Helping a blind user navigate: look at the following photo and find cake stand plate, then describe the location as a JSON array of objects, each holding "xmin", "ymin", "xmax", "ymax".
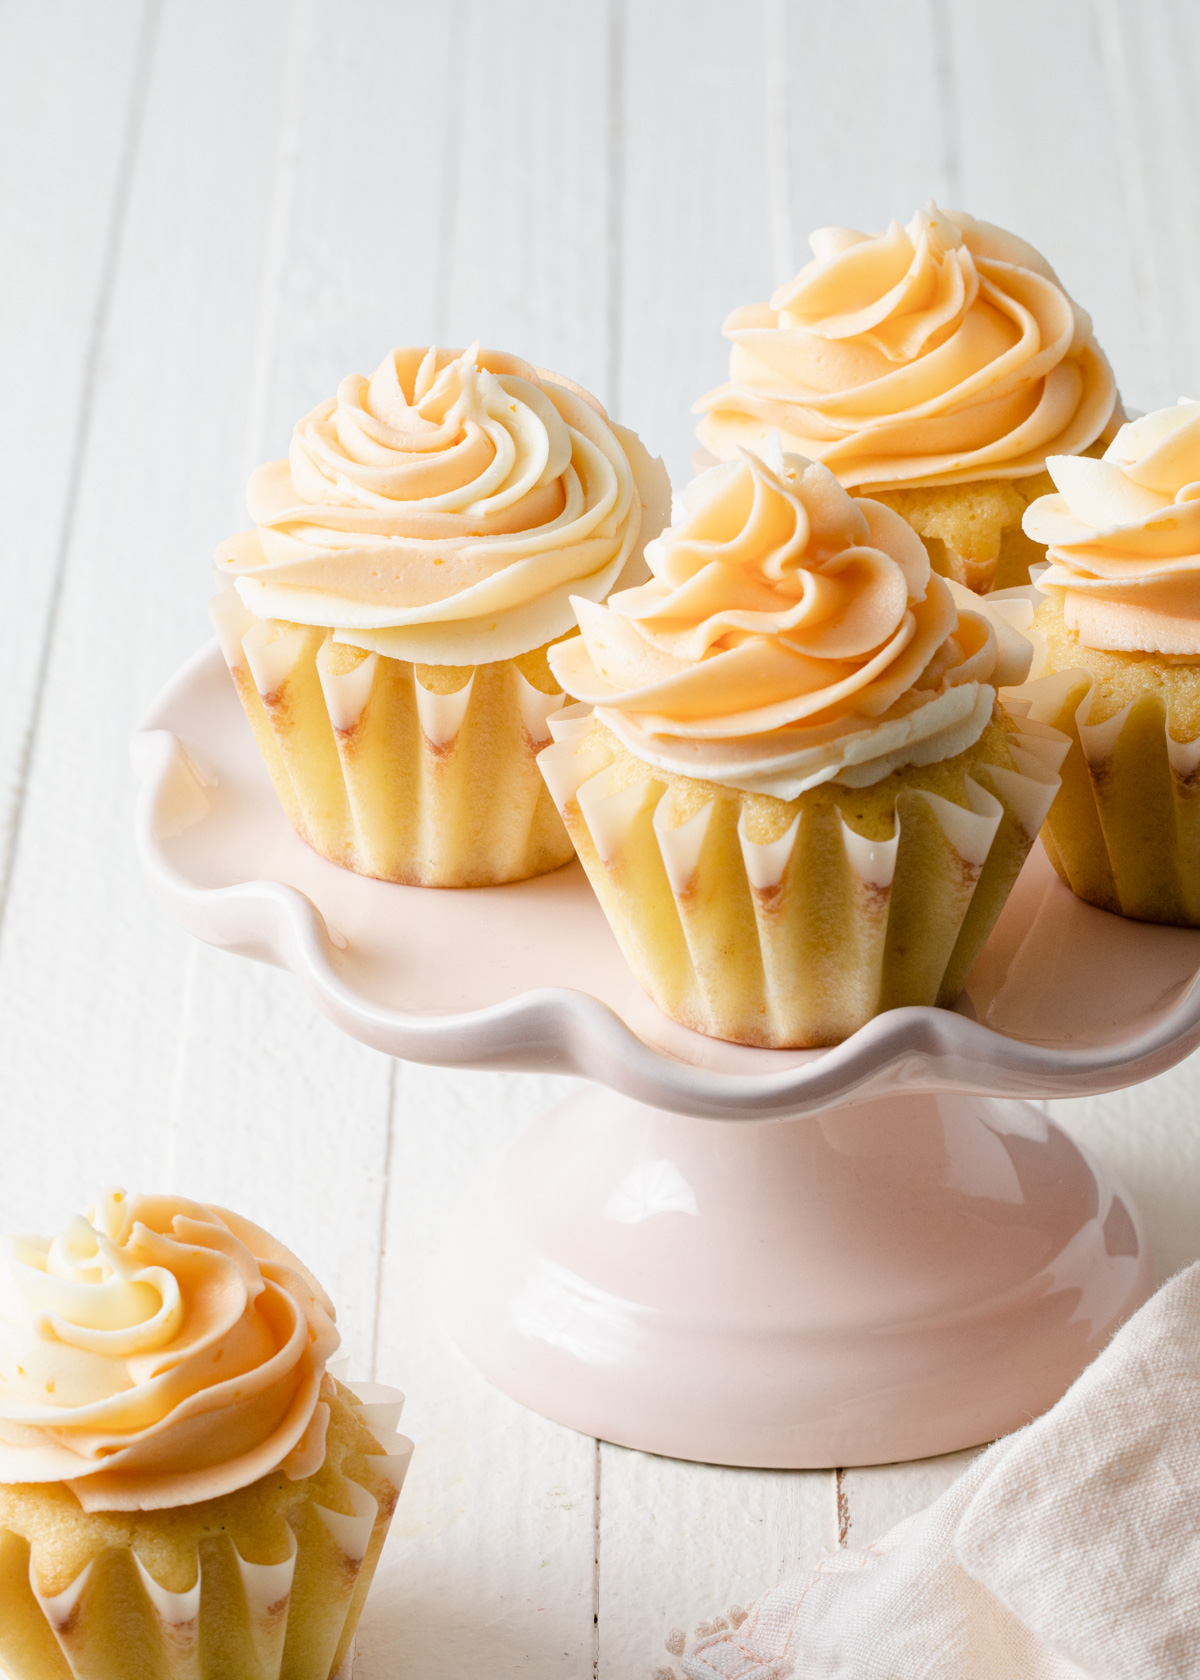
[{"xmin": 132, "ymin": 644, "xmax": 1198, "ymax": 1466}]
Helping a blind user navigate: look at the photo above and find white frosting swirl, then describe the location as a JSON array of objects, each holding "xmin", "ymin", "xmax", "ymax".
[
  {"xmin": 0, "ymin": 1192, "xmax": 340, "ymax": 1511},
  {"xmin": 695, "ymin": 204, "xmax": 1117, "ymax": 491},
  {"xmin": 549, "ymin": 447, "xmax": 1031, "ymax": 798},
  {"xmin": 216, "ymin": 345, "xmax": 669, "ymax": 665},
  {"xmin": 1027, "ymin": 400, "xmax": 1200, "ymax": 653}
]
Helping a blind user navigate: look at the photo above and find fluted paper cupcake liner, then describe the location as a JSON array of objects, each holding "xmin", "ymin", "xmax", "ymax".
[
  {"xmin": 0, "ymin": 1377, "xmax": 412, "ymax": 1680},
  {"xmin": 211, "ymin": 591, "xmax": 574, "ymax": 887},
  {"xmin": 539, "ymin": 712, "xmax": 1067, "ymax": 1047},
  {"xmin": 1008, "ymin": 668, "xmax": 1200, "ymax": 925}
]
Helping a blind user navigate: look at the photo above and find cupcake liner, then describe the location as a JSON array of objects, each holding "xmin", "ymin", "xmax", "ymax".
[
  {"xmin": 0, "ymin": 1381, "xmax": 413, "ymax": 1680},
  {"xmin": 539, "ymin": 712, "xmax": 1066, "ymax": 1047},
  {"xmin": 1008, "ymin": 669, "xmax": 1200, "ymax": 925},
  {"xmin": 211, "ymin": 590, "xmax": 574, "ymax": 887}
]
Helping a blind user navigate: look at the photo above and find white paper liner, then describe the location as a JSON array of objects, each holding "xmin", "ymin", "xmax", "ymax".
[
  {"xmin": 550, "ymin": 732, "xmax": 1062, "ymax": 894},
  {"xmin": 538, "ymin": 715, "xmax": 1065, "ymax": 1045},
  {"xmin": 5, "ymin": 1378, "xmax": 413, "ymax": 1680},
  {"xmin": 210, "ymin": 594, "xmax": 573, "ymax": 886},
  {"xmin": 1006, "ymin": 666, "xmax": 1200, "ymax": 923}
]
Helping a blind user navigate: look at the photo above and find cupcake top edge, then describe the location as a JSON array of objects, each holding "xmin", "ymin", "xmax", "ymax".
[
  {"xmin": 695, "ymin": 201, "xmax": 1119, "ymax": 492},
  {"xmin": 215, "ymin": 343, "xmax": 671, "ymax": 668},
  {"xmin": 547, "ymin": 446, "xmax": 1032, "ymax": 801},
  {"xmin": 1026, "ymin": 398, "xmax": 1200, "ymax": 657},
  {"xmin": 0, "ymin": 1189, "xmax": 343, "ymax": 1511}
]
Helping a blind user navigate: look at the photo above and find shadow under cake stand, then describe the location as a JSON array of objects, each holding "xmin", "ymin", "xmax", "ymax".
[{"xmin": 132, "ymin": 643, "xmax": 1200, "ymax": 1468}]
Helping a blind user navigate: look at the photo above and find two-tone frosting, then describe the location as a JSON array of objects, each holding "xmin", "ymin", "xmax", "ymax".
[
  {"xmin": 695, "ymin": 204, "xmax": 1117, "ymax": 491},
  {"xmin": 216, "ymin": 345, "xmax": 670, "ymax": 667},
  {"xmin": 548, "ymin": 446, "xmax": 1032, "ymax": 799},
  {"xmin": 0, "ymin": 1191, "xmax": 340, "ymax": 1511},
  {"xmin": 1026, "ymin": 400, "xmax": 1200, "ymax": 655}
]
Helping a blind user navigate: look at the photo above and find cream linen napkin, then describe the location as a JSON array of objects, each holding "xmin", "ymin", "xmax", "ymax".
[{"xmin": 680, "ymin": 1263, "xmax": 1200, "ymax": 1680}]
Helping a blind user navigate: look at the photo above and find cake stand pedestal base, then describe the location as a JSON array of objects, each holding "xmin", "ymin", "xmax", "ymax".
[{"xmin": 440, "ymin": 1085, "xmax": 1154, "ymax": 1467}]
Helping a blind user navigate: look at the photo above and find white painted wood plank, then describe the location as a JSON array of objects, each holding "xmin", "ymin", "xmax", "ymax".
[
  {"xmin": 840, "ymin": 1448, "xmax": 983, "ymax": 1550},
  {"xmin": 168, "ymin": 948, "xmax": 395, "ymax": 1378},
  {"xmin": 617, "ymin": 0, "xmax": 776, "ymax": 485},
  {"xmin": 0, "ymin": 0, "xmax": 298, "ymax": 1224},
  {"xmin": 251, "ymin": 0, "xmax": 457, "ymax": 462},
  {"xmin": 0, "ymin": 0, "xmax": 146, "ymax": 910},
  {"xmin": 1093, "ymin": 0, "xmax": 1200, "ymax": 404},
  {"xmin": 597, "ymin": 1447, "xmax": 835, "ymax": 1680},
  {"xmin": 778, "ymin": 0, "xmax": 949, "ymax": 266},
  {"xmin": 942, "ymin": 0, "xmax": 1154, "ymax": 411},
  {"xmin": 440, "ymin": 0, "xmax": 613, "ymax": 402},
  {"xmin": 357, "ymin": 1066, "xmax": 592, "ymax": 1680}
]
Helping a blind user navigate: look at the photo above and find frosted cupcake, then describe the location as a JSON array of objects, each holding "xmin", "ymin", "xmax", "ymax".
[
  {"xmin": 1013, "ymin": 400, "xmax": 1200, "ymax": 924},
  {"xmin": 212, "ymin": 344, "xmax": 669, "ymax": 887},
  {"xmin": 695, "ymin": 204, "xmax": 1119, "ymax": 594},
  {"xmin": 0, "ymin": 1190, "xmax": 411, "ymax": 1680},
  {"xmin": 539, "ymin": 448, "xmax": 1066, "ymax": 1048}
]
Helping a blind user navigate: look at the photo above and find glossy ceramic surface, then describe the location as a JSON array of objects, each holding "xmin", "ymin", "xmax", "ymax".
[
  {"xmin": 441, "ymin": 1086, "xmax": 1153, "ymax": 1466},
  {"xmin": 134, "ymin": 644, "xmax": 1200, "ymax": 1119},
  {"xmin": 134, "ymin": 646, "xmax": 1167, "ymax": 1466}
]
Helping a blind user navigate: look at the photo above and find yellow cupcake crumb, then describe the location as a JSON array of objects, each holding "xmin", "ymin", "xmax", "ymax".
[
  {"xmin": 0, "ymin": 1382, "xmax": 391, "ymax": 1598},
  {"xmin": 592, "ymin": 712, "xmax": 1021, "ymax": 844},
  {"xmin": 1035, "ymin": 594, "xmax": 1200, "ymax": 743}
]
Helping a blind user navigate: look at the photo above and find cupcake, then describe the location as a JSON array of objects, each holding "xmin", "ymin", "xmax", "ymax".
[
  {"xmin": 695, "ymin": 204, "xmax": 1120, "ymax": 594},
  {"xmin": 0, "ymin": 1190, "xmax": 412, "ymax": 1680},
  {"xmin": 211, "ymin": 344, "xmax": 669, "ymax": 887},
  {"xmin": 539, "ymin": 447, "xmax": 1066, "ymax": 1048},
  {"xmin": 1012, "ymin": 400, "xmax": 1200, "ymax": 925}
]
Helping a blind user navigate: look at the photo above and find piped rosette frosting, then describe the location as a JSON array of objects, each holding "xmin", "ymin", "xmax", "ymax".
[
  {"xmin": 548, "ymin": 447, "xmax": 1034, "ymax": 800},
  {"xmin": 0, "ymin": 1193, "xmax": 414, "ymax": 1680},
  {"xmin": 1026, "ymin": 400, "xmax": 1200, "ymax": 654},
  {"xmin": 695, "ymin": 203, "xmax": 1117, "ymax": 491},
  {"xmin": 539, "ymin": 452, "xmax": 1067, "ymax": 1047},
  {"xmin": 216, "ymin": 343, "xmax": 669, "ymax": 666},
  {"xmin": 0, "ymin": 1190, "xmax": 341, "ymax": 1511},
  {"xmin": 1006, "ymin": 402, "xmax": 1200, "ymax": 925}
]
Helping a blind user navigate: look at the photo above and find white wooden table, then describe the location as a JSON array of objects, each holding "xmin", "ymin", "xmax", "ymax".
[{"xmin": 3, "ymin": 3, "xmax": 1199, "ymax": 1675}]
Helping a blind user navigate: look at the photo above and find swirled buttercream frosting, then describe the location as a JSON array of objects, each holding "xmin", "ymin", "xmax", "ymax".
[
  {"xmin": 1027, "ymin": 400, "xmax": 1200, "ymax": 655},
  {"xmin": 548, "ymin": 446, "xmax": 1032, "ymax": 799},
  {"xmin": 216, "ymin": 344, "xmax": 670, "ymax": 666},
  {"xmin": 0, "ymin": 1191, "xmax": 340, "ymax": 1511},
  {"xmin": 695, "ymin": 204, "xmax": 1117, "ymax": 491}
]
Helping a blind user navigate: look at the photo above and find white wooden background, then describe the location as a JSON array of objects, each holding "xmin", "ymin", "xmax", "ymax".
[{"xmin": 3, "ymin": 3, "xmax": 1199, "ymax": 1675}]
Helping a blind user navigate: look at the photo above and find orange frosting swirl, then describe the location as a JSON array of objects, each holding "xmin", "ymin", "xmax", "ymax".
[
  {"xmin": 695, "ymin": 204, "xmax": 1117, "ymax": 491},
  {"xmin": 216, "ymin": 344, "xmax": 668, "ymax": 666},
  {"xmin": 0, "ymin": 1191, "xmax": 340, "ymax": 1511},
  {"xmin": 1027, "ymin": 401, "xmax": 1200, "ymax": 654},
  {"xmin": 549, "ymin": 449, "xmax": 1028, "ymax": 797}
]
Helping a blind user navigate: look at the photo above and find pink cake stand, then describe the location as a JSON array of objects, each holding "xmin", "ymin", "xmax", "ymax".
[{"xmin": 132, "ymin": 644, "xmax": 1200, "ymax": 1468}]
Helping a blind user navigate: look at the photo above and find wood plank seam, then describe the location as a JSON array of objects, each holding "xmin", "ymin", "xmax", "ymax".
[
  {"xmin": 593, "ymin": 1436, "xmax": 602, "ymax": 1680},
  {"xmin": 240, "ymin": 0, "xmax": 318, "ymax": 484},
  {"xmin": 605, "ymin": 0, "xmax": 627, "ymax": 417},
  {"xmin": 929, "ymin": 0, "xmax": 964, "ymax": 205},
  {"xmin": 370, "ymin": 1061, "xmax": 400, "ymax": 1383},
  {"xmin": 763, "ymin": 0, "xmax": 793, "ymax": 283},
  {"xmin": 1093, "ymin": 0, "xmax": 1171, "ymax": 396},
  {"xmin": 0, "ymin": 0, "xmax": 160, "ymax": 943},
  {"xmin": 433, "ymin": 0, "xmax": 469, "ymax": 346}
]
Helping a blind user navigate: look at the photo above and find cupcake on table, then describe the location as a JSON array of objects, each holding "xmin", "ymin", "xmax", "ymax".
[
  {"xmin": 211, "ymin": 344, "xmax": 669, "ymax": 887},
  {"xmin": 0, "ymin": 1189, "xmax": 411, "ymax": 1680},
  {"xmin": 1014, "ymin": 400, "xmax": 1200, "ymax": 925},
  {"xmin": 695, "ymin": 204, "xmax": 1120, "ymax": 594},
  {"xmin": 539, "ymin": 444, "xmax": 1067, "ymax": 1049}
]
